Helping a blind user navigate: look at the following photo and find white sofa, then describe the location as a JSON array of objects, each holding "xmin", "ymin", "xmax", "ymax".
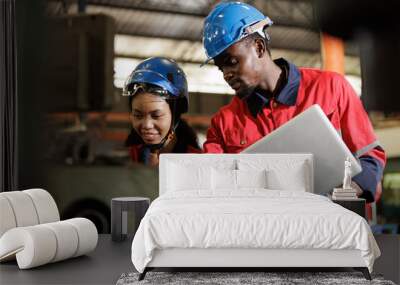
[
  {"xmin": 0, "ymin": 189, "xmax": 98, "ymax": 269},
  {"xmin": 132, "ymin": 153, "xmax": 377, "ymax": 281}
]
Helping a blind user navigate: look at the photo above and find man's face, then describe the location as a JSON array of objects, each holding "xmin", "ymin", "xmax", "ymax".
[{"xmin": 214, "ymin": 39, "xmax": 262, "ymax": 99}]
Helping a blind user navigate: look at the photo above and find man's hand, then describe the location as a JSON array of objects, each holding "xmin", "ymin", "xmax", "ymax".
[{"xmin": 351, "ymin": 181, "xmax": 364, "ymax": 197}]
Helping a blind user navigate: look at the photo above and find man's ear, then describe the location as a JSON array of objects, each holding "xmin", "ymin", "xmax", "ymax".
[{"xmin": 254, "ymin": 38, "xmax": 266, "ymax": 58}]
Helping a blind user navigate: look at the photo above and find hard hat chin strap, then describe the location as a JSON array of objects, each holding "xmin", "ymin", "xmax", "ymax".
[{"xmin": 144, "ymin": 123, "xmax": 178, "ymax": 152}]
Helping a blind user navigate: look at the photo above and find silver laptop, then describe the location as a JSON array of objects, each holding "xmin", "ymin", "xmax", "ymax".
[{"xmin": 242, "ymin": 104, "xmax": 362, "ymax": 194}]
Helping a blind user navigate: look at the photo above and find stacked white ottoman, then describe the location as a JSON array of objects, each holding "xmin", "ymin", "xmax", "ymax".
[{"xmin": 0, "ymin": 189, "xmax": 98, "ymax": 269}]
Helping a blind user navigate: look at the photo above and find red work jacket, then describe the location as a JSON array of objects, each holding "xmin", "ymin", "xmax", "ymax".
[{"xmin": 204, "ymin": 66, "xmax": 386, "ymax": 168}]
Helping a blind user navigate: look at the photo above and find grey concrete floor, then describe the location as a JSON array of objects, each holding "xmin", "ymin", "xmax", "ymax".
[{"xmin": 0, "ymin": 234, "xmax": 133, "ymax": 285}]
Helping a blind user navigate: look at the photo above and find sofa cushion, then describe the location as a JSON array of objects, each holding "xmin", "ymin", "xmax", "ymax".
[
  {"xmin": 0, "ymin": 218, "xmax": 97, "ymax": 269},
  {"xmin": 0, "ymin": 196, "xmax": 17, "ymax": 237}
]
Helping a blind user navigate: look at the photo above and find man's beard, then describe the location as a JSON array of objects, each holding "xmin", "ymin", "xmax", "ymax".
[{"xmin": 236, "ymin": 85, "xmax": 256, "ymax": 100}]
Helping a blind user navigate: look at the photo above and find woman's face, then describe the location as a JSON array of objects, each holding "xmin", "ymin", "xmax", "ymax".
[{"xmin": 130, "ymin": 92, "xmax": 172, "ymax": 145}]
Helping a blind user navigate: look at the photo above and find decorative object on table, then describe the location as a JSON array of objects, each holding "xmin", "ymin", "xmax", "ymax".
[
  {"xmin": 116, "ymin": 271, "xmax": 395, "ymax": 285},
  {"xmin": 111, "ymin": 197, "xmax": 150, "ymax": 242},
  {"xmin": 343, "ymin": 157, "xmax": 353, "ymax": 189},
  {"xmin": 332, "ymin": 157, "xmax": 358, "ymax": 200},
  {"xmin": 0, "ymin": 189, "xmax": 98, "ymax": 269},
  {"xmin": 332, "ymin": 188, "xmax": 358, "ymax": 200}
]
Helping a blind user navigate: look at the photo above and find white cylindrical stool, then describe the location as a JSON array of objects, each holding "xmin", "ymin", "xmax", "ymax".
[{"xmin": 111, "ymin": 197, "xmax": 149, "ymax": 242}]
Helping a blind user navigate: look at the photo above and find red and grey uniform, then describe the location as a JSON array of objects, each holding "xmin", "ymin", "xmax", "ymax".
[{"xmin": 204, "ymin": 58, "xmax": 386, "ymax": 202}]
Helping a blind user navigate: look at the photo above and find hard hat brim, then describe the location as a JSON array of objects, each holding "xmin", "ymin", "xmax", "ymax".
[{"xmin": 124, "ymin": 69, "xmax": 180, "ymax": 97}]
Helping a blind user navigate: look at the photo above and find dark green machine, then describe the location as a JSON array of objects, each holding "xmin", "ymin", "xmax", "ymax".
[{"xmin": 44, "ymin": 163, "xmax": 159, "ymax": 234}]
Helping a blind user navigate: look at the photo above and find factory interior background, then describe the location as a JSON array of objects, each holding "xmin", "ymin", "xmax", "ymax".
[{"xmin": 2, "ymin": 0, "xmax": 400, "ymax": 236}]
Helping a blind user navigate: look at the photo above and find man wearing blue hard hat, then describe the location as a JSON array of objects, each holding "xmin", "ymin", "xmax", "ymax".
[{"xmin": 202, "ymin": 1, "xmax": 386, "ymax": 203}]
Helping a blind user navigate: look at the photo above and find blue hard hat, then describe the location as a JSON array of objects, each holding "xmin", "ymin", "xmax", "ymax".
[
  {"xmin": 123, "ymin": 57, "xmax": 189, "ymax": 113},
  {"xmin": 202, "ymin": 2, "xmax": 273, "ymax": 64}
]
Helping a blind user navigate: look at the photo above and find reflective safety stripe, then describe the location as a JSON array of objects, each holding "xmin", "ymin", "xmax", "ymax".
[{"xmin": 353, "ymin": 140, "xmax": 380, "ymax": 157}]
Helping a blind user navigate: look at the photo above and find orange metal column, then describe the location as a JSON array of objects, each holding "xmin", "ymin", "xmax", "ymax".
[{"xmin": 320, "ymin": 33, "xmax": 345, "ymax": 75}]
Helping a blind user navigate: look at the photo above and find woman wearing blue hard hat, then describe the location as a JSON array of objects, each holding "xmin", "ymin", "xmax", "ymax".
[{"xmin": 123, "ymin": 57, "xmax": 201, "ymax": 166}]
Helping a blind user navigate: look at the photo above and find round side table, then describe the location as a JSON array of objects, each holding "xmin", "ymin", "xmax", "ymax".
[{"xmin": 111, "ymin": 197, "xmax": 150, "ymax": 242}]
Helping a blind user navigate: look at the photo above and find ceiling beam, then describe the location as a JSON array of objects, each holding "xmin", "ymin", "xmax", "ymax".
[
  {"xmin": 85, "ymin": 0, "xmax": 210, "ymax": 17},
  {"xmin": 85, "ymin": 1, "xmax": 315, "ymax": 30}
]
